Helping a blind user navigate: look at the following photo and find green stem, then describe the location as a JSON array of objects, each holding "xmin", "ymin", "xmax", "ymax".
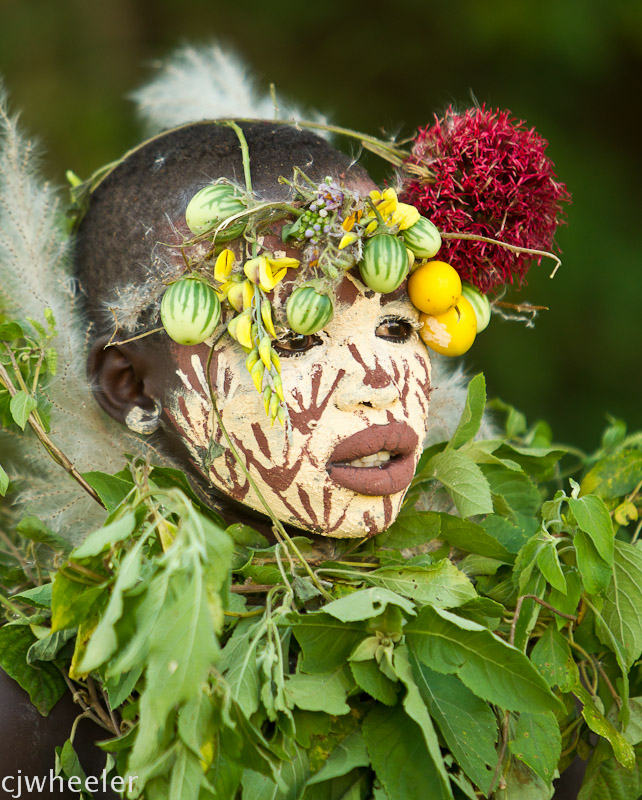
[
  {"xmin": 440, "ymin": 232, "xmax": 562, "ymax": 277},
  {"xmin": 222, "ymin": 120, "xmax": 253, "ymax": 194}
]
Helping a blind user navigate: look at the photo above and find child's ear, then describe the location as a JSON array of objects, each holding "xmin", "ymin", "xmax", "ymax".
[{"xmin": 87, "ymin": 335, "xmax": 159, "ymax": 425}]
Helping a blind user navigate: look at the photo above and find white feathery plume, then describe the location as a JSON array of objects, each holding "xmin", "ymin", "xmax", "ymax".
[
  {"xmin": 131, "ymin": 43, "xmax": 325, "ymax": 135},
  {"xmin": 0, "ymin": 84, "xmax": 163, "ymax": 542}
]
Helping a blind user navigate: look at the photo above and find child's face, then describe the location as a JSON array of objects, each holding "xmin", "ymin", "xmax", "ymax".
[{"xmin": 162, "ymin": 272, "xmax": 431, "ymax": 538}]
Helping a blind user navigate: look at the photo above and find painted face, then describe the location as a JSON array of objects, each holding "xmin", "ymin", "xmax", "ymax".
[{"xmin": 164, "ymin": 274, "xmax": 431, "ymax": 538}]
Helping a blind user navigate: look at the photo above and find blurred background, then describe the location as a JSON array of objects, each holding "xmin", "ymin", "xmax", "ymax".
[{"xmin": 1, "ymin": 0, "xmax": 640, "ymax": 453}]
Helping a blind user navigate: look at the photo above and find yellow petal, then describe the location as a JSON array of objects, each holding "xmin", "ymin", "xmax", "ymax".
[
  {"xmin": 395, "ymin": 203, "xmax": 420, "ymax": 230},
  {"xmin": 242, "ymin": 280, "xmax": 255, "ymax": 310},
  {"xmin": 342, "ymin": 213, "xmax": 356, "ymax": 232},
  {"xmin": 382, "ymin": 188, "xmax": 398, "ymax": 203},
  {"xmin": 259, "ymin": 335, "xmax": 272, "ymax": 369},
  {"xmin": 263, "ymin": 386, "xmax": 273, "ymax": 415},
  {"xmin": 365, "ymin": 220, "xmax": 378, "ymax": 235},
  {"xmin": 271, "ymin": 351, "xmax": 281, "ymax": 374},
  {"xmin": 244, "ymin": 256, "xmax": 264, "ymax": 284},
  {"xmin": 214, "ymin": 249, "xmax": 235, "ymax": 282},
  {"xmin": 339, "ymin": 233, "xmax": 358, "ymax": 250},
  {"xmin": 236, "ymin": 311, "xmax": 254, "ymax": 349},
  {"xmin": 269, "ymin": 256, "xmax": 300, "ymax": 270},
  {"xmin": 227, "ymin": 282, "xmax": 245, "ymax": 312},
  {"xmin": 369, "ymin": 189, "xmax": 382, "ymax": 203},
  {"xmin": 258, "ymin": 257, "xmax": 276, "ymax": 291},
  {"xmin": 245, "ymin": 348, "xmax": 259, "ymax": 372},
  {"xmin": 261, "ymin": 300, "xmax": 277, "ymax": 338},
  {"xmin": 270, "ymin": 267, "xmax": 287, "ymax": 288},
  {"xmin": 272, "ymin": 374, "xmax": 284, "ymax": 402},
  {"xmin": 251, "ymin": 360, "xmax": 265, "ymax": 392}
]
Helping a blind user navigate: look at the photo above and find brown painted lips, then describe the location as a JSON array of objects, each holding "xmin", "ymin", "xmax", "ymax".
[{"xmin": 326, "ymin": 422, "xmax": 419, "ymax": 496}]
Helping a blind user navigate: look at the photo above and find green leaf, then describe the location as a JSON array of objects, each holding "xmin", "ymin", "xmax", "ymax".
[
  {"xmin": 530, "ymin": 624, "xmax": 579, "ymax": 692},
  {"xmin": 0, "ymin": 464, "xmax": 8, "ymax": 496},
  {"xmin": 0, "ymin": 623, "xmax": 66, "ymax": 715},
  {"xmin": 27, "ymin": 628, "xmax": 76, "ymax": 663},
  {"xmin": 495, "ymin": 442, "xmax": 566, "ymax": 480},
  {"xmin": 573, "ymin": 682, "xmax": 635, "ymax": 769},
  {"xmin": 509, "ymin": 711, "xmax": 561, "ymax": 786},
  {"xmin": 285, "ymin": 669, "xmax": 352, "ymax": 715},
  {"xmin": 447, "ymin": 373, "xmax": 486, "ymax": 450},
  {"xmin": 9, "ymin": 391, "xmax": 37, "ymax": 429},
  {"xmin": 495, "ymin": 759, "xmax": 554, "ymax": 800},
  {"xmin": 438, "ymin": 513, "xmax": 516, "ymax": 562},
  {"xmin": 599, "ymin": 540, "xmax": 642, "ymax": 669},
  {"xmin": 57, "ymin": 738, "xmax": 88, "ymax": 784},
  {"xmin": 306, "ymin": 730, "xmax": 369, "ymax": 786},
  {"xmin": 16, "ymin": 516, "xmax": 72, "ymax": 555},
  {"xmin": 104, "ymin": 666, "xmax": 142, "ymax": 708},
  {"xmin": 577, "ymin": 742, "xmax": 642, "ymax": 800},
  {"xmin": 483, "ymin": 464, "xmax": 542, "ymax": 517},
  {"xmin": 219, "ymin": 620, "xmax": 262, "ymax": 718},
  {"xmin": 0, "ymin": 321, "xmax": 24, "ymax": 340},
  {"xmin": 242, "ymin": 742, "xmax": 309, "ymax": 800},
  {"xmin": 322, "ymin": 588, "xmax": 416, "ymax": 623},
  {"xmin": 413, "ymin": 661, "xmax": 498, "ymax": 795},
  {"xmin": 574, "ymin": 529, "xmax": 612, "ymax": 595},
  {"xmin": 71, "ymin": 511, "xmax": 137, "ymax": 559},
  {"xmin": 424, "ymin": 450, "xmax": 493, "ymax": 517},
  {"xmin": 405, "ymin": 606, "xmax": 561, "ymax": 713},
  {"xmin": 51, "ymin": 575, "xmax": 106, "ymax": 632},
  {"xmin": 569, "ymin": 495, "xmax": 615, "ymax": 566},
  {"xmin": 362, "ymin": 703, "xmax": 451, "ymax": 800},
  {"xmin": 350, "ymin": 660, "xmax": 398, "ymax": 706},
  {"xmin": 12, "ymin": 582, "xmax": 53, "ymax": 609},
  {"xmin": 536, "ymin": 541, "xmax": 567, "ymax": 593},
  {"xmin": 289, "ymin": 613, "xmax": 366, "ymax": 674},
  {"xmin": 375, "ymin": 509, "xmax": 440, "ymax": 549},
  {"xmin": 81, "ymin": 471, "xmax": 133, "ymax": 513},
  {"xmin": 367, "ymin": 560, "xmax": 477, "ymax": 608},
  {"xmin": 581, "ymin": 450, "xmax": 642, "ymax": 501},
  {"xmin": 487, "ymin": 398, "xmax": 527, "ymax": 438}
]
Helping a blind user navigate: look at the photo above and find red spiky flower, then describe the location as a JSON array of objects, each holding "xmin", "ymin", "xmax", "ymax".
[{"xmin": 399, "ymin": 106, "xmax": 571, "ymax": 293}]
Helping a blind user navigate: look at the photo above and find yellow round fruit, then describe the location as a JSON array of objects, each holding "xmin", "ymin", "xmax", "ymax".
[
  {"xmin": 407, "ymin": 260, "xmax": 462, "ymax": 315},
  {"xmin": 419, "ymin": 295, "xmax": 477, "ymax": 356}
]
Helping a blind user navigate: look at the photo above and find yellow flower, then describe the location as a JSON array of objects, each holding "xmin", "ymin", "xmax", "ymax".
[
  {"xmin": 244, "ymin": 255, "xmax": 299, "ymax": 292},
  {"xmin": 390, "ymin": 203, "xmax": 420, "ymax": 231},
  {"xmin": 368, "ymin": 188, "xmax": 398, "ymax": 219},
  {"xmin": 339, "ymin": 232, "xmax": 358, "ymax": 250},
  {"xmin": 214, "ymin": 249, "xmax": 235, "ymax": 282},
  {"xmin": 225, "ymin": 281, "xmax": 245, "ymax": 312}
]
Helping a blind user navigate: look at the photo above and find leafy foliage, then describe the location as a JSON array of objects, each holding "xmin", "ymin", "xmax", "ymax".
[{"xmin": 3, "ymin": 318, "xmax": 642, "ymax": 799}]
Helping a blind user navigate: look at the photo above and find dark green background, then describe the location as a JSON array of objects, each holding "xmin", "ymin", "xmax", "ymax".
[{"xmin": 2, "ymin": 0, "xmax": 641, "ymax": 452}]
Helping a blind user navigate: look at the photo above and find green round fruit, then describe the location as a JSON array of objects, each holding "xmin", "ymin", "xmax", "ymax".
[
  {"xmin": 402, "ymin": 216, "xmax": 442, "ymax": 258},
  {"xmin": 286, "ymin": 287, "xmax": 334, "ymax": 335},
  {"xmin": 160, "ymin": 279, "xmax": 221, "ymax": 345},
  {"xmin": 461, "ymin": 283, "xmax": 491, "ymax": 332},
  {"xmin": 185, "ymin": 184, "xmax": 247, "ymax": 239},
  {"xmin": 359, "ymin": 235, "xmax": 409, "ymax": 293}
]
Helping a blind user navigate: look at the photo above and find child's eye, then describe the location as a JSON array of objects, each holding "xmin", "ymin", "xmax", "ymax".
[
  {"xmin": 273, "ymin": 332, "xmax": 323, "ymax": 356},
  {"xmin": 375, "ymin": 317, "xmax": 414, "ymax": 342}
]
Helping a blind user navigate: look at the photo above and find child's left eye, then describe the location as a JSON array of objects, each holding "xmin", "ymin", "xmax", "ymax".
[{"xmin": 375, "ymin": 318, "xmax": 414, "ymax": 342}]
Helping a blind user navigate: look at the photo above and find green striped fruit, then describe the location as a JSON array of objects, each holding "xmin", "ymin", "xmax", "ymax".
[
  {"xmin": 461, "ymin": 283, "xmax": 491, "ymax": 332},
  {"xmin": 160, "ymin": 279, "xmax": 221, "ymax": 345},
  {"xmin": 185, "ymin": 184, "xmax": 247, "ymax": 239},
  {"xmin": 359, "ymin": 234, "xmax": 409, "ymax": 293},
  {"xmin": 402, "ymin": 216, "xmax": 442, "ymax": 258},
  {"xmin": 286, "ymin": 286, "xmax": 333, "ymax": 335}
]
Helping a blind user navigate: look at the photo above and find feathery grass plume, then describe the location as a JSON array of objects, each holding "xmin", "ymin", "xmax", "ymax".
[
  {"xmin": 131, "ymin": 42, "xmax": 323, "ymax": 135},
  {"xmin": 0, "ymin": 83, "xmax": 162, "ymax": 542}
]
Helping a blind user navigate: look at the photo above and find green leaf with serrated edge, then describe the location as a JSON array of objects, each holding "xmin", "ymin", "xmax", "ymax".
[
  {"xmin": 405, "ymin": 606, "xmax": 561, "ymax": 713},
  {"xmin": 285, "ymin": 669, "xmax": 352, "ymax": 715},
  {"xmin": 321, "ymin": 588, "xmax": 416, "ymax": 623},
  {"xmin": 366, "ymin": 560, "xmax": 477, "ymax": 608},
  {"xmin": 226, "ymin": 523, "xmax": 270, "ymax": 549},
  {"xmin": 530, "ymin": 624, "xmax": 579, "ymax": 692},
  {"xmin": 350, "ymin": 660, "xmax": 399, "ymax": 706},
  {"xmin": 446, "ymin": 373, "xmax": 486, "ymax": 450},
  {"xmin": 509, "ymin": 711, "xmax": 561, "ymax": 786},
  {"xmin": 578, "ymin": 741, "xmax": 642, "ymax": 800},
  {"xmin": 487, "ymin": 398, "xmax": 527, "ymax": 438},
  {"xmin": 289, "ymin": 613, "xmax": 367, "ymax": 674},
  {"xmin": 306, "ymin": 730, "xmax": 369, "ymax": 786},
  {"xmin": 375, "ymin": 509, "xmax": 441, "ymax": 549},
  {"xmin": 219, "ymin": 619, "xmax": 263, "ymax": 717},
  {"xmin": 105, "ymin": 665, "xmax": 142, "ymax": 709},
  {"xmin": 513, "ymin": 531, "xmax": 548, "ymax": 593},
  {"xmin": 304, "ymin": 768, "xmax": 370, "ymax": 800},
  {"xmin": 81, "ymin": 471, "xmax": 134, "ymax": 513},
  {"xmin": 75, "ymin": 533, "xmax": 147, "ymax": 673},
  {"xmin": 598, "ymin": 540, "xmax": 642, "ymax": 670},
  {"xmin": 494, "ymin": 442, "xmax": 566, "ymax": 480},
  {"xmin": 548, "ymin": 569, "xmax": 582, "ymax": 630},
  {"xmin": 574, "ymin": 529, "xmax": 612, "ymax": 595},
  {"xmin": 16, "ymin": 516, "xmax": 72, "ymax": 555},
  {"xmin": 581, "ymin": 450, "xmax": 642, "ymax": 501},
  {"xmin": 149, "ymin": 466, "xmax": 224, "ymax": 524},
  {"xmin": 0, "ymin": 624, "xmax": 66, "ymax": 715},
  {"xmin": 454, "ymin": 597, "xmax": 505, "ymax": 629},
  {"xmin": 51, "ymin": 575, "xmax": 106, "ymax": 632},
  {"xmin": 242, "ymin": 742, "xmax": 309, "ymax": 800},
  {"xmin": 27, "ymin": 628, "xmax": 75, "ymax": 663},
  {"xmin": 569, "ymin": 495, "xmax": 615, "ymax": 566},
  {"xmin": 437, "ymin": 513, "xmax": 515, "ymax": 562},
  {"xmin": 513, "ymin": 572, "xmax": 547, "ymax": 654},
  {"xmin": 483, "ymin": 464, "xmax": 542, "ymax": 517},
  {"xmin": 425, "ymin": 450, "xmax": 493, "ymax": 517},
  {"xmin": 573, "ymin": 682, "xmax": 635, "ymax": 768},
  {"xmin": 71, "ymin": 511, "xmax": 136, "ymax": 559},
  {"xmin": 9, "ymin": 390, "xmax": 37, "ymax": 429},
  {"xmin": 495, "ymin": 759, "xmax": 554, "ymax": 800},
  {"xmin": 0, "ymin": 463, "xmax": 8, "ymax": 496},
  {"xmin": 392, "ymin": 646, "xmax": 453, "ymax": 798},
  {"xmin": 169, "ymin": 743, "xmax": 205, "ymax": 800},
  {"xmin": 537, "ymin": 540, "xmax": 567, "ymax": 593},
  {"xmin": 362, "ymin": 703, "xmax": 451, "ymax": 800},
  {"xmin": 412, "ymin": 660, "xmax": 497, "ymax": 795},
  {"xmin": 12, "ymin": 582, "xmax": 53, "ymax": 609},
  {"xmin": 459, "ymin": 439, "xmax": 522, "ymax": 470}
]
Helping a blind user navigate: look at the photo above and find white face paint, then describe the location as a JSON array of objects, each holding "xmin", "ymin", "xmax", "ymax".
[{"xmin": 165, "ymin": 276, "xmax": 431, "ymax": 538}]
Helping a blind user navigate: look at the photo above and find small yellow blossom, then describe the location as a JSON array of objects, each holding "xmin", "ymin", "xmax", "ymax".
[
  {"xmin": 339, "ymin": 233, "xmax": 358, "ymax": 250},
  {"xmin": 260, "ymin": 300, "xmax": 277, "ymax": 338},
  {"xmin": 214, "ymin": 249, "xmax": 235, "ymax": 282},
  {"xmin": 226, "ymin": 281, "xmax": 245, "ymax": 312},
  {"xmin": 244, "ymin": 255, "xmax": 299, "ymax": 292}
]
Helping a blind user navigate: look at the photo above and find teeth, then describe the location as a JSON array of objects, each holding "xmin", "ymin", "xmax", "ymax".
[{"xmin": 347, "ymin": 450, "xmax": 392, "ymax": 468}]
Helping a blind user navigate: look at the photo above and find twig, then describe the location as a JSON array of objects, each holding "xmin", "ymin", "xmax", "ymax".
[
  {"xmin": 490, "ymin": 710, "xmax": 511, "ymax": 795},
  {"xmin": 230, "ymin": 583, "xmax": 276, "ymax": 594},
  {"xmin": 510, "ymin": 594, "xmax": 577, "ymax": 647},
  {"xmin": 0, "ymin": 529, "xmax": 36, "ymax": 585},
  {"xmin": 61, "ymin": 672, "xmax": 113, "ymax": 733},
  {"xmin": 87, "ymin": 675, "xmax": 120, "ymax": 735},
  {"xmin": 440, "ymin": 231, "xmax": 562, "ymax": 277}
]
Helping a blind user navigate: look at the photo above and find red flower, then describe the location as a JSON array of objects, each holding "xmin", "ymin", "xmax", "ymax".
[{"xmin": 399, "ymin": 106, "xmax": 571, "ymax": 293}]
